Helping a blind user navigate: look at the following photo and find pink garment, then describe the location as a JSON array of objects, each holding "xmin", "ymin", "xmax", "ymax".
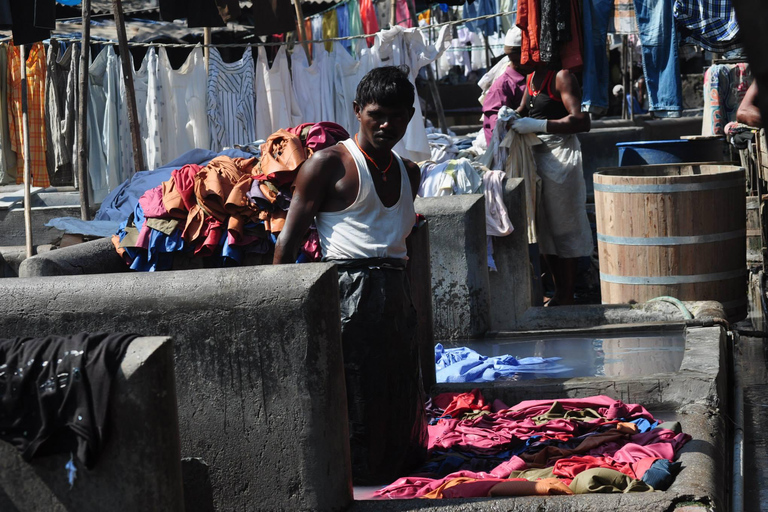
[
  {"xmin": 374, "ymin": 457, "xmax": 527, "ymax": 499},
  {"xmin": 509, "ymin": 395, "xmax": 654, "ymax": 422},
  {"xmin": 432, "ymin": 389, "xmax": 491, "ymax": 419},
  {"xmin": 136, "ymin": 224, "xmax": 152, "ymax": 250},
  {"xmin": 173, "ymin": 164, "xmax": 202, "ymax": 211},
  {"xmin": 139, "ymin": 186, "xmax": 169, "ymax": 219},
  {"xmin": 358, "ymin": 0, "xmax": 379, "ymax": 46},
  {"xmin": 301, "ymin": 229, "xmax": 322, "ymax": 261},
  {"xmin": 482, "ymin": 65, "xmax": 527, "ymax": 145},
  {"xmin": 286, "ymin": 122, "xmax": 350, "ymax": 154},
  {"xmin": 552, "ymin": 454, "xmax": 661, "ymax": 480},
  {"xmin": 395, "ymin": 0, "xmax": 413, "ymax": 27}
]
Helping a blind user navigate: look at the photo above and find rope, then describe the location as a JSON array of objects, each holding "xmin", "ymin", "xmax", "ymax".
[{"xmin": 37, "ymin": 9, "xmax": 517, "ymax": 49}]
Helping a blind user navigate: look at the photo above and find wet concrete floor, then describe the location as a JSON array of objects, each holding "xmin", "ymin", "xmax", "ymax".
[{"xmin": 737, "ymin": 329, "xmax": 768, "ymax": 512}]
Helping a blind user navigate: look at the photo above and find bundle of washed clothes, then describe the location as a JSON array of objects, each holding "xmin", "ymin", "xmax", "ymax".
[
  {"xmin": 375, "ymin": 391, "xmax": 687, "ymax": 499},
  {"xmin": 111, "ymin": 122, "xmax": 348, "ymax": 271},
  {"xmin": 435, "ymin": 344, "xmax": 573, "ymax": 383}
]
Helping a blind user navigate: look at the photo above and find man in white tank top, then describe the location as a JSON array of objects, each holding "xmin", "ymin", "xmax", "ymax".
[{"xmin": 274, "ymin": 67, "xmax": 427, "ymax": 485}]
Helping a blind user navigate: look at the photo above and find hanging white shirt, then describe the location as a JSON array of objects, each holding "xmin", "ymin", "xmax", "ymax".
[
  {"xmin": 87, "ymin": 46, "xmax": 121, "ymax": 204},
  {"xmin": 255, "ymin": 45, "xmax": 302, "ymax": 140},
  {"xmin": 159, "ymin": 46, "xmax": 209, "ymax": 158}
]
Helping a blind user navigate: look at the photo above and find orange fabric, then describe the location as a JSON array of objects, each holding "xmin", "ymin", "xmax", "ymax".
[
  {"xmin": 516, "ymin": 0, "xmax": 541, "ymax": 65},
  {"xmin": 182, "ymin": 156, "xmax": 256, "ymax": 243},
  {"xmin": 488, "ymin": 478, "xmax": 574, "ymax": 496},
  {"xmin": 7, "ymin": 42, "xmax": 49, "ymax": 187},
  {"xmin": 257, "ymin": 129, "xmax": 308, "ymax": 186},
  {"xmin": 420, "ymin": 477, "xmax": 509, "ymax": 499}
]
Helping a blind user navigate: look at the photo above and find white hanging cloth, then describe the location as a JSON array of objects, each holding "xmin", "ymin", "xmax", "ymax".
[
  {"xmin": 255, "ymin": 45, "xmax": 302, "ymax": 140},
  {"xmin": 207, "ymin": 47, "xmax": 256, "ymax": 150}
]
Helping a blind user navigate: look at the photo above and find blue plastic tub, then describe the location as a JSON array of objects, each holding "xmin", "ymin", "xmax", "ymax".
[{"xmin": 617, "ymin": 138, "xmax": 726, "ymax": 166}]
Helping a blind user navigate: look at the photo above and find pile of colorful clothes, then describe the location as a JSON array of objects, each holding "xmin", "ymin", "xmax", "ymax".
[
  {"xmin": 375, "ymin": 391, "xmax": 688, "ymax": 499},
  {"xmin": 111, "ymin": 122, "xmax": 348, "ymax": 271}
]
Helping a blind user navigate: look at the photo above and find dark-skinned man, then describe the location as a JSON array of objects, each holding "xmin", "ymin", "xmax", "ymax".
[
  {"xmin": 273, "ymin": 66, "xmax": 427, "ymax": 485},
  {"xmin": 512, "ymin": 62, "xmax": 593, "ymax": 306}
]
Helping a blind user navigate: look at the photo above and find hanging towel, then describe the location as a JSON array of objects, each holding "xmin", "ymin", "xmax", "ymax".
[{"xmin": 8, "ymin": 42, "xmax": 49, "ymax": 188}]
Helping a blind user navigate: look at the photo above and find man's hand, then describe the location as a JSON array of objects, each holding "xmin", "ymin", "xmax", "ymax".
[{"xmin": 511, "ymin": 117, "xmax": 548, "ymax": 134}]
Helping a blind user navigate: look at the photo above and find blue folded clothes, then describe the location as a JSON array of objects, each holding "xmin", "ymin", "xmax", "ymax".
[{"xmin": 435, "ymin": 344, "xmax": 573, "ymax": 383}]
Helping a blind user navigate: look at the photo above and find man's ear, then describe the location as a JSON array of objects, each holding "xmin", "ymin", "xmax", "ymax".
[{"xmin": 353, "ymin": 101, "xmax": 362, "ymax": 120}]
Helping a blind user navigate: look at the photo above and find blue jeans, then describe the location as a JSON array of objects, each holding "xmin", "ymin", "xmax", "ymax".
[{"xmin": 581, "ymin": 0, "xmax": 682, "ymax": 117}]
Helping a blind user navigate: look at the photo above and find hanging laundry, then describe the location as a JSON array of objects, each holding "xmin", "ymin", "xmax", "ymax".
[
  {"xmin": 87, "ymin": 45, "xmax": 122, "ymax": 203},
  {"xmin": 611, "ymin": 0, "xmax": 638, "ymax": 34},
  {"xmin": 516, "ymin": 0, "xmax": 541, "ymax": 65},
  {"xmin": 290, "ymin": 44, "xmax": 335, "ymax": 125},
  {"xmin": 8, "ymin": 42, "xmax": 48, "ymax": 188},
  {"xmin": 119, "ymin": 47, "xmax": 167, "ymax": 173},
  {"xmin": 158, "ymin": 46, "xmax": 210, "ymax": 160},
  {"xmin": 7, "ymin": 0, "xmax": 50, "ymax": 45},
  {"xmin": 375, "ymin": 25, "xmax": 451, "ymax": 162},
  {"xmin": 560, "ymin": 0, "xmax": 583, "ymax": 72},
  {"xmin": 45, "ymin": 40, "xmax": 80, "ymax": 187},
  {"xmin": 359, "ymin": 0, "xmax": 380, "ymax": 46},
  {"xmin": 337, "ymin": 3, "xmax": 352, "ymax": 53},
  {"xmin": 463, "ymin": 0, "xmax": 498, "ymax": 37},
  {"xmin": 673, "ymin": 0, "xmax": 741, "ymax": 53},
  {"xmin": 207, "ymin": 47, "xmax": 256, "ymax": 151},
  {"xmin": 333, "ymin": 40, "xmax": 374, "ymax": 136},
  {"xmin": 0, "ymin": 43, "xmax": 18, "ymax": 185},
  {"xmin": 539, "ymin": 0, "xmax": 571, "ymax": 63},
  {"xmin": 500, "ymin": 122, "xmax": 541, "ymax": 244},
  {"xmin": 311, "ymin": 15, "xmax": 323, "ymax": 56},
  {"xmin": 322, "ymin": 9, "xmax": 339, "ymax": 52},
  {"xmin": 396, "ymin": 0, "xmax": 413, "ymax": 27},
  {"xmin": 348, "ymin": 0, "xmax": 365, "ymax": 40},
  {"xmin": 254, "ymin": 46, "xmax": 302, "ymax": 141},
  {"xmin": 499, "ymin": 0, "xmax": 517, "ymax": 33}
]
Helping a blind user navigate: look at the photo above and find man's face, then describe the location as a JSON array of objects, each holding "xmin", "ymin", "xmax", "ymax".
[{"xmin": 354, "ymin": 102, "xmax": 414, "ymax": 150}]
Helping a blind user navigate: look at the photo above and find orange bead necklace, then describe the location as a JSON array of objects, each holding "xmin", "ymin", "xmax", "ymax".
[{"xmin": 355, "ymin": 134, "xmax": 394, "ymax": 182}]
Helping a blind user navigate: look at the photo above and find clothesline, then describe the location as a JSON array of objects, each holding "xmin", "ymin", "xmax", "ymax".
[{"xmin": 0, "ymin": 9, "xmax": 516, "ymax": 50}]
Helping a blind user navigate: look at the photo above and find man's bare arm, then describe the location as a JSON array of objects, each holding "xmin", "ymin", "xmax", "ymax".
[
  {"xmin": 737, "ymin": 82, "xmax": 762, "ymax": 128},
  {"xmin": 404, "ymin": 159, "xmax": 421, "ymax": 200},
  {"xmin": 273, "ymin": 153, "xmax": 335, "ymax": 264},
  {"xmin": 545, "ymin": 70, "xmax": 591, "ymax": 134}
]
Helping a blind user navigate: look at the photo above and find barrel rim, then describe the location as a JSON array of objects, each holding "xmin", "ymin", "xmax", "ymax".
[{"xmin": 594, "ymin": 163, "xmax": 745, "ymax": 184}]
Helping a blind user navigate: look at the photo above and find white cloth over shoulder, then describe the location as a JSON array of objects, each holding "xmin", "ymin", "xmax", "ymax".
[
  {"xmin": 501, "ymin": 127, "xmax": 541, "ymax": 243},
  {"xmin": 483, "ymin": 169, "xmax": 513, "ymax": 237},
  {"xmin": 534, "ymin": 134, "xmax": 593, "ymax": 258}
]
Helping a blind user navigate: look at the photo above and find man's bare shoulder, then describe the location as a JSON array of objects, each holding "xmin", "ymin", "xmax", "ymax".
[{"xmin": 296, "ymin": 144, "xmax": 348, "ymax": 182}]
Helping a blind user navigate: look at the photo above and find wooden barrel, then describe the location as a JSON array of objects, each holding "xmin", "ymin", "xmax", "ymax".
[{"xmin": 594, "ymin": 162, "xmax": 747, "ymax": 321}]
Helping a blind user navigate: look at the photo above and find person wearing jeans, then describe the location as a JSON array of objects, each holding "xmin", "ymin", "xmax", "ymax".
[{"xmin": 581, "ymin": 0, "xmax": 682, "ymax": 117}]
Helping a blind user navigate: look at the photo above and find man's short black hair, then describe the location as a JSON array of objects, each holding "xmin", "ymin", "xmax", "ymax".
[{"xmin": 355, "ymin": 65, "xmax": 415, "ymax": 110}]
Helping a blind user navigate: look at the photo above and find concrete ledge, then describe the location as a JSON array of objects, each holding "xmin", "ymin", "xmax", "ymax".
[
  {"xmin": 0, "ymin": 245, "xmax": 56, "ymax": 277},
  {"xmin": 0, "ymin": 205, "xmax": 81, "ymax": 246},
  {"xmin": 488, "ymin": 178, "xmax": 531, "ymax": 331},
  {"xmin": 415, "ymin": 195, "xmax": 490, "ymax": 340},
  {"xmin": 0, "ymin": 336, "xmax": 185, "ymax": 512},
  {"xmin": 0, "ymin": 264, "xmax": 351, "ymax": 511},
  {"xmin": 18, "ymin": 238, "xmax": 127, "ymax": 277}
]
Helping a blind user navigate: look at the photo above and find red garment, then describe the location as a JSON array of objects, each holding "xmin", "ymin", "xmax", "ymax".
[
  {"xmin": 509, "ymin": 395, "xmax": 655, "ymax": 422},
  {"xmin": 432, "ymin": 389, "xmax": 491, "ymax": 419},
  {"xmin": 358, "ymin": 0, "xmax": 379, "ymax": 46},
  {"xmin": 162, "ymin": 164, "xmax": 202, "ymax": 219},
  {"xmin": 516, "ymin": 0, "xmax": 541, "ymax": 65},
  {"xmin": 286, "ymin": 122, "xmax": 350, "ymax": 154}
]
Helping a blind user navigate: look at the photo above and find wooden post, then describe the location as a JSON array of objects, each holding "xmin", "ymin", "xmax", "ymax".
[
  {"xmin": 483, "ymin": 33, "xmax": 491, "ymax": 69},
  {"xmin": 405, "ymin": 0, "xmax": 449, "ymax": 133},
  {"xmin": 20, "ymin": 44, "xmax": 33, "ymax": 258},
  {"xmin": 204, "ymin": 27, "xmax": 211, "ymax": 74},
  {"xmin": 292, "ymin": 0, "xmax": 312, "ymax": 65},
  {"xmin": 77, "ymin": 0, "xmax": 91, "ymax": 220},
  {"xmin": 621, "ymin": 35, "xmax": 628, "ymax": 120},
  {"xmin": 390, "ymin": 0, "xmax": 396, "ymax": 27},
  {"xmin": 112, "ymin": 0, "xmax": 146, "ymax": 173}
]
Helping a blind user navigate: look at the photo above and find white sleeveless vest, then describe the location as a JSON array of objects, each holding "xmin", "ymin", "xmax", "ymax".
[{"xmin": 315, "ymin": 138, "xmax": 416, "ymax": 260}]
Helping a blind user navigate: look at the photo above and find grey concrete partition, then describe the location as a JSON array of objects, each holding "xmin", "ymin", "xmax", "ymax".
[
  {"xmin": 415, "ymin": 195, "xmax": 490, "ymax": 340},
  {"xmin": 405, "ymin": 220, "xmax": 436, "ymax": 392},
  {"xmin": 0, "ymin": 264, "xmax": 352, "ymax": 511},
  {"xmin": 0, "ymin": 336, "xmax": 184, "ymax": 512},
  {"xmin": 487, "ymin": 178, "xmax": 531, "ymax": 331},
  {"xmin": 18, "ymin": 238, "xmax": 127, "ymax": 277}
]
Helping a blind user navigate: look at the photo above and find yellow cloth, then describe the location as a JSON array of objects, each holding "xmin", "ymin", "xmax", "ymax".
[
  {"xmin": 7, "ymin": 42, "xmax": 48, "ymax": 187},
  {"xmin": 322, "ymin": 10, "xmax": 338, "ymax": 52}
]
